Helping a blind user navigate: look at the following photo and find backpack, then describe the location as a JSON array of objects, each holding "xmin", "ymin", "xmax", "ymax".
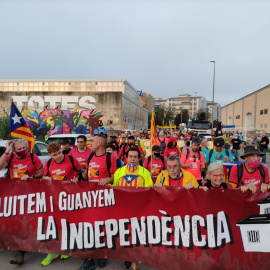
[
  {"xmin": 5, "ymin": 152, "xmax": 35, "ymax": 178},
  {"xmin": 184, "ymin": 149, "xmax": 201, "ymax": 163},
  {"xmin": 158, "ymin": 138, "xmax": 166, "ymax": 152},
  {"xmin": 46, "ymin": 155, "xmax": 78, "ymax": 177},
  {"xmin": 147, "ymin": 155, "xmax": 165, "ymax": 167},
  {"xmin": 209, "ymin": 149, "xmax": 229, "ymax": 163},
  {"xmin": 236, "ymin": 163, "xmax": 265, "ymax": 186},
  {"xmin": 116, "ymin": 158, "xmax": 123, "ymax": 169},
  {"xmin": 87, "ymin": 152, "xmax": 112, "ymax": 177}
]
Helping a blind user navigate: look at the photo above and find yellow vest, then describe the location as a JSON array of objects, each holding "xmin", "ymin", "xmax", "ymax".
[{"xmin": 156, "ymin": 170, "xmax": 199, "ymax": 188}]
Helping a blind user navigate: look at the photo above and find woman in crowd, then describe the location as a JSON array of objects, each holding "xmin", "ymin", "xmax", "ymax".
[
  {"xmin": 164, "ymin": 137, "xmax": 181, "ymax": 159},
  {"xmin": 201, "ymin": 163, "xmax": 232, "ymax": 190}
]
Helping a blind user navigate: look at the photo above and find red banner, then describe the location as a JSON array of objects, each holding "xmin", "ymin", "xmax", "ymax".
[{"xmin": 1, "ymin": 178, "xmax": 270, "ymax": 269}]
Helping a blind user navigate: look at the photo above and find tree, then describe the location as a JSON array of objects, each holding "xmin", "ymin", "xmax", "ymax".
[
  {"xmin": 196, "ymin": 108, "xmax": 210, "ymax": 120},
  {"xmin": 0, "ymin": 115, "xmax": 10, "ymax": 139},
  {"xmin": 154, "ymin": 107, "xmax": 174, "ymax": 126},
  {"xmin": 174, "ymin": 109, "xmax": 189, "ymax": 127},
  {"xmin": 166, "ymin": 107, "xmax": 174, "ymax": 124}
]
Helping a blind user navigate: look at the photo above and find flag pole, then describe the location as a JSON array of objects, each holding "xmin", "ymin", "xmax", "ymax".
[{"xmin": 9, "ymin": 98, "xmax": 13, "ymax": 140}]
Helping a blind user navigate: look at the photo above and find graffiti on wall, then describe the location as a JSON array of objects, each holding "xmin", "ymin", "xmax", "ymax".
[
  {"xmin": 4, "ymin": 96, "xmax": 120, "ymax": 138},
  {"xmin": 20, "ymin": 105, "xmax": 119, "ymax": 138}
]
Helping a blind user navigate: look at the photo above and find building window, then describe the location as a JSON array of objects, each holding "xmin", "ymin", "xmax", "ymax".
[
  {"xmin": 264, "ymin": 109, "xmax": 268, "ymax": 114},
  {"xmin": 260, "ymin": 124, "xmax": 263, "ymax": 129},
  {"xmin": 260, "ymin": 110, "xmax": 263, "ymax": 115},
  {"xmin": 264, "ymin": 124, "xmax": 267, "ymax": 129},
  {"xmin": 236, "ymin": 115, "xmax": 240, "ymax": 119}
]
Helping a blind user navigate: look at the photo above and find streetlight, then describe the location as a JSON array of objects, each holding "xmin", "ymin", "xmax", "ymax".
[{"xmin": 210, "ymin": 61, "xmax": 215, "ymax": 132}]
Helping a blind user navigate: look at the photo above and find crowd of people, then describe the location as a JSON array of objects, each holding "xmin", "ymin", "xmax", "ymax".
[{"xmin": 0, "ymin": 129, "xmax": 269, "ymax": 270}]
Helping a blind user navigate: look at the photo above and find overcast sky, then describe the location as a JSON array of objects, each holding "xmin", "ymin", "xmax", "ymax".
[{"xmin": 1, "ymin": 0, "xmax": 269, "ymax": 107}]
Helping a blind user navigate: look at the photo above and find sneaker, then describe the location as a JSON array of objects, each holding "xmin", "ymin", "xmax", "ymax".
[
  {"xmin": 79, "ymin": 259, "xmax": 96, "ymax": 270},
  {"xmin": 61, "ymin": 255, "xmax": 70, "ymax": 260},
  {"xmin": 41, "ymin": 254, "xmax": 59, "ymax": 266},
  {"xmin": 98, "ymin": 258, "xmax": 107, "ymax": 267},
  {"xmin": 124, "ymin": 261, "xmax": 132, "ymax": 269},
  {"xmin": 10, "ymin": 251, "xmax": 24, "ymax": 265}
]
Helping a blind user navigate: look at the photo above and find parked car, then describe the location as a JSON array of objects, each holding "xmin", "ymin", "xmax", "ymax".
[
  {"xmin": 0, "ymin": 140, "xmax": 50, "ymax": 177},
  {"xmin": 45, "ymin": 134, "xmax": 81, "ymax": 147},
  {"xmin": 198, "ymin": 133, "xmax": 212, "ymax": 141}
]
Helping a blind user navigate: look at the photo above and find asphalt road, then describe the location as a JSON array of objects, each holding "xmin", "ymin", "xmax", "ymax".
[
  {"xmin": 0, "ymin": 250, "xmax": 156, "ymax": 270},
  {"xmin": 1, "ymin": 151, "xmax": 269, "ymax": 270}
]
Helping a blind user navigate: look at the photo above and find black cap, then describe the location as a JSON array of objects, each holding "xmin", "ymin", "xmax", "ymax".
[
  {"xmin": 152, "ymin": 145, "xmax": 162, "ymax": 152},
  {"xmin": 214, "ymin": 137, "xmax": 225, "ymax": 147},
  {"xmin": 192, "ymin": 137, "xmax": 201, "ymax": 145}
]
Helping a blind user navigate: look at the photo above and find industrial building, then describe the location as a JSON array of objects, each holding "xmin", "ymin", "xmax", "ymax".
[{"xmin": 221, "ymin": 84, "xmax": 270, "ymax": 133}]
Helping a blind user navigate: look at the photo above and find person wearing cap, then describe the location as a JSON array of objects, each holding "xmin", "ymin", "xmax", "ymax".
[
  {"xmin": 164, "ymin": 137, "xmax": 181, "ymax": 159},
  {"xmin": 206, "ymin": 137, "xmax": 233, "ymax": 165},
  {"xmin": 113, "ymin": 147, "xmax": 153, "ymax": 270},
  {"xmin": 180, "ymin": 137, "xmax": 205, "ymax": 186},
  {"xmin": 155, "ymin": 155, "xmax": 198, "ymax": 189},
  {"xmin": 181, "ymin": 137, "xmax": 191, "ymax": 154},
  {"xmin": 61, "ymin": 139, "xmax": 71, "ymax": 155},
  {"xmin": 143, "ymin": 145, "xmax": 166, "ymax": 184},
  {"xmin": 229, "ymin": 144, "xmax": 270, "ymax": 193}
]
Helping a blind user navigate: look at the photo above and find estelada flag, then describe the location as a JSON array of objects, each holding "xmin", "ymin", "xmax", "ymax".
[
  {"xmin": 139, "ymin": 118, "xmax": 142, "ymax": 126},
  {"xmin": 123, "ymin": 117, "xmax": 126, "ymax": 130},
  {"xmin": 10, "ymin": 102, "xmax": 36, "ymax": 152},
  {"xmin": 139, "ymin": 90, "xmax": 146, "ymax": 107},
  {"xmin": 150, "ymin": 109, "xmax": 157, "ymax": 148}
]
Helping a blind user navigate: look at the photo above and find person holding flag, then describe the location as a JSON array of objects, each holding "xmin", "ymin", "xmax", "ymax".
[
  {"xmin": 139, "ymin": 90, "xmax": 146, "ymax": 107},
  {"xmin": 0, "ymin": 103, "xmax": 44, "ymax": 265},
  {"xmin": 0, "ymin": 102, "xmax": 43, "ymax": 181}
]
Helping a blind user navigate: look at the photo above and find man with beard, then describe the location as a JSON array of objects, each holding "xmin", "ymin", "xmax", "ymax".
[{"xmin": 180, "ymin": 137, "xmax": 205, "ymax": 186}]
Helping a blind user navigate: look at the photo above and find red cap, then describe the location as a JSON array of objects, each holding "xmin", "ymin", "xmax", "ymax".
[{"xmin": 168, "ymin": 137, "xmax": 177, "ymax": 143}]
